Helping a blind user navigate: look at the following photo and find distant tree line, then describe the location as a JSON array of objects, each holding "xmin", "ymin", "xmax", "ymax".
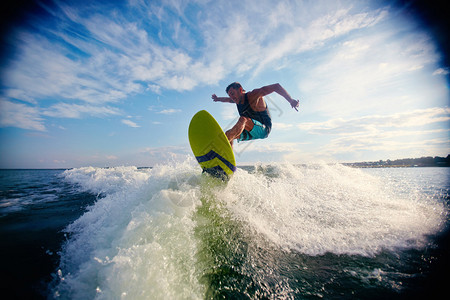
[{"xmin": 345, "ymin": 155, "xmax": 450, "ymax": 168}]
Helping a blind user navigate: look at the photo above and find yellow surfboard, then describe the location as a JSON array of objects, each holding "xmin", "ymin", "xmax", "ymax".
[{"xmin": 188, "ymin": 110, "xmax": 236, "ymax": 179}]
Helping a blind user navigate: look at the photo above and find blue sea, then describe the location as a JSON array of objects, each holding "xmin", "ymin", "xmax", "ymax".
[{"xmin": 1, "ymin": 161, "xmax": 449, "ymax": 299}]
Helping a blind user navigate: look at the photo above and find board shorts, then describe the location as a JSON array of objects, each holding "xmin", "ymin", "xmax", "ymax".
[{"xmin": 238, "ymin": 119, "xmax": 270, "ymax": 142}]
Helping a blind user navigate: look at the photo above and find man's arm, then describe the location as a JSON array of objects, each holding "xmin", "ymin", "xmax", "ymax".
[
  {"xmin": 212, "ymin": 94, "xmax": 233, "ymax": 103},
  {"xmin": 257, "ymin": 83, "xmax": 300, "ymax": 111}
]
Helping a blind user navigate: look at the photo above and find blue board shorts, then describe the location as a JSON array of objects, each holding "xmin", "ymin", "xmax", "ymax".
[{"xmin": 238, "ymin": 119, "xmax": 270, "ymax": 142}]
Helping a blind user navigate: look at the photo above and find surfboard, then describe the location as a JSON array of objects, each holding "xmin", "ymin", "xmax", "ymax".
[{"xmin": 188, "ymin": 110, "xmax": 236, "ymax": 180}]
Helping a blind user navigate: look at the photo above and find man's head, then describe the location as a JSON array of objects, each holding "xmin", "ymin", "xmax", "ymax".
[
  {"xmin": 226, "ymin": 82, "xmax": 244, "ymax": 94},
  {"xmin": 226, "ymin": 82, "xmax": 245, "ymax": 102}
]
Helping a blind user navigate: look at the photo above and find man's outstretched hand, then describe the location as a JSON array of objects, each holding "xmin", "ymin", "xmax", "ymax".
[{"xmin": 290, "ymin": 99, "xmax": 300, "ymax": 111}]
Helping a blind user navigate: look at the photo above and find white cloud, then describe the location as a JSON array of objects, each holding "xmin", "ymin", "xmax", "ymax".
[
  {"xmin": 300, "ymin": 27, "xmax": 439, "ymax": 117},
  {"xmin": 53, "ymin": 159, "xmax": 66, "ymax": 164},
  {"xmin": 252, "ymin": 7, "xmax": 388, "ymax": 75},
  {"xmin": 0, "ymin": 99, "xmax": 46, "ymax": 131},
  {"xmin": 121, "ymin": 119, "xmax": 140, "ymax": 128},
  {"xmin": 433, "ymin": 68, "xmax": 449, "ymax": 76},
  {"xmin": 296, "ymin": 107, "xmax": 450, "ymax": 156},
  {"xmin": 0, "ymin": 0, "xmax": 444, "ymax": 136},
  {"xmin": 0, "ymin": 97, "xmax": 123, "ymax": 131},
  {"xmin": 273, "ymin": 122, "xmax": 294, "ymax": 130},
  {"xmin": 43, "ymin": 103, "xmax": 121, "ymax": 119},
  {"xmin": 5, "ymin": 89, "xmax": 37, "ymax": 104},
  {"xmin": 146, "ymin": 84, "xmax": 162, "ymax": 94},
  {"xmin": 298, "ymin": 107, "xmax": 450, "ymax": 134},
  {"xmin": 324, "ymin": 131, "xmax": 449, "ymax": 155},
  {"xmin": 0, "ymin": 2, "xmax": 394, "ymax": 108},
  {"xmin": 157, "ymin": 109, "xmax": 181, "ymax": 115}
]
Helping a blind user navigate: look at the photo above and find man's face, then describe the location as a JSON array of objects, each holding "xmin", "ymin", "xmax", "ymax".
[{"xmin": 227, "ymin": 87, "xmax": 241, "ymax": 103}]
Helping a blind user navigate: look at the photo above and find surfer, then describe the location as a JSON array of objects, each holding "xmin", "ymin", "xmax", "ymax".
[{"xmin": 212, "ymin": 82, "xmax": 300, "ymax": 146}]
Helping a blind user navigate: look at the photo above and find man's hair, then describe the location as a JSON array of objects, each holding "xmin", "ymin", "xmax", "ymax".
[{"xmin": 226, "ymin": 82, "xmax": 244, "ymax": 93}]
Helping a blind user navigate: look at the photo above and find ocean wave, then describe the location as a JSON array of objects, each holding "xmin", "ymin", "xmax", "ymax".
[{"xmin": 51, "ymin": 161, "xmax": 447, "ymax": 299}]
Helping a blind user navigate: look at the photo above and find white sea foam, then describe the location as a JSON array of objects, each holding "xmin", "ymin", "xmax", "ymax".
[
  {"xmin": 53, "ymin": 161, "xmax": 447, "ymax": 299},
  {"xmin": 54, "ymin": 161, "xmax": 204, "ymax": 299},
  {"xmin": 223, "ymin": 163, "xmax": 446, "ymax": 256}
]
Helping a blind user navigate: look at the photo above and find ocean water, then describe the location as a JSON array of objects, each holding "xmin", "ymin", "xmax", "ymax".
[{"xmin": 1, "ymin": 161, "xmax": 449, "ymax": 299}]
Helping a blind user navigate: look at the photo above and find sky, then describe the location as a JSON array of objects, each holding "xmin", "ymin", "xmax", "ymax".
[{"xmin": 0, "ymin": 0, "xmax": 449, "ymax": 168}]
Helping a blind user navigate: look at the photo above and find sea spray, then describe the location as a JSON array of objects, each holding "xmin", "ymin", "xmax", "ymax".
[
  {"xmin": 52, "ymin": 162, "xmax": 205, "ymax": 299},
  {"xmin": 51, "ymin": 162, "xmax": 447, "ymax": 299},
  {"xmin": 194, "ymin": 176, "xmax": 295, "ymax": 298},
  {"xmin": 224, "ymin": 163, "xmax": 445, "ymax": 257}
]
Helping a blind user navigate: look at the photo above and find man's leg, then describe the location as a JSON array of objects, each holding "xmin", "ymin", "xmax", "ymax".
[{"xmin": 225, "ymin": 116, "xmax": 254, "ymax": 147}]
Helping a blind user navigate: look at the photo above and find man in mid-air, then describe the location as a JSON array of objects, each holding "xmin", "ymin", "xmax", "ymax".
[{"xmin": 212, "ymin": 82, "xmax": 300, "ymax": 146}]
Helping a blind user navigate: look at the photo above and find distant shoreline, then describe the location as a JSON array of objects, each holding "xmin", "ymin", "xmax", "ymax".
[
  {"xmin": 344, "ymin": 155, "xmax": 450, "ymax": 168},
  {"xmin": 1, "ymin": 156, "xmax": 449, "ymax": 170}
]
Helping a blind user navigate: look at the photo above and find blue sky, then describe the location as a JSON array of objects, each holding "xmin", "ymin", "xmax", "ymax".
[{"xmin": 0, "ymin": 0, "xmax": 448, "ymax": 168}]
